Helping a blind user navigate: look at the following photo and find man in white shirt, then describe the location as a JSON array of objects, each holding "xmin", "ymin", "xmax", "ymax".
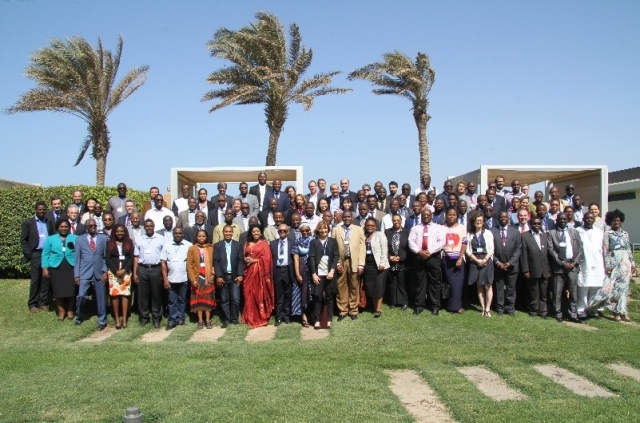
[
  {"xmin": 414, "ymin": 174, "xmax": 437, "ymax": 196},
  {"xmin": 144, "ymin": 194, "xmax": 174, "ymax": 230},
  {"xmin": 305, "ymin": 180, "xmax": 325, "ymax": 213},
  {"xmin": 575, "ymin": 212, "xmax": 605, "ymax": 320},
  {"xmin": 160, "ymin": 227, "xmax": 192, "ymax": 330},
  {"xmin": 300, "ymin": 202, "xmax": 322, "ymax": 233},
  {"xmin": 381, "ymin": 199, "xmax": 406, "ymax": 231},
  {"xmin": 171, "ymin": 184, "xmax": 191, "ymax": 217}
]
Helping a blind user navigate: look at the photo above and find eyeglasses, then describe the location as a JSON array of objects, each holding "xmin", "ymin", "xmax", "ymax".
[
  {"xmin": 86, "ymin": 224, "xmax": 97, "ymax": 227},
  {"xmin": 278, "ymin": 229, "xmax": 288, "ymax": 233}
]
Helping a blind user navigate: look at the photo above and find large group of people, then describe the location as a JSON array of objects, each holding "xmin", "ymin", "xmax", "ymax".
[{"xmin": 20, "ymin": 173, "xmax": 636, "ymax": 331}]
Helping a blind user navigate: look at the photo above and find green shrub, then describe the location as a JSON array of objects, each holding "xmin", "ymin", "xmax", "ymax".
[{"xmin": 0, "ymin": 185, "xmax": 148, "ymax": 278}]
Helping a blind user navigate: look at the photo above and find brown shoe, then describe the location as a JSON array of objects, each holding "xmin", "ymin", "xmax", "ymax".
[
  {"xmin": 457, "ymin": 308, "xmax": 465, "ymax": 314},
  {"xmin": 29, "ymin": 307, "xmax": 39, "ymax": 313},
  {"xmin": 39, "ymin": 306, "xmax": 48, "ymax": 311}
]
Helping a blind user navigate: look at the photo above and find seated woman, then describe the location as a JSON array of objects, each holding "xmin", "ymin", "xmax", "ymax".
[
  {"xmin": 42, "ymin": 220, "xmax": 77, "ymax": 321},
  {"xmin": 187, "ymin": 230, "xmax": 216, "ymax": 329},
  {"xmin": 106, "ymin": 224, "xmax": 134, "ymax": 329},
  {"xmin": 309, "ymin": 222, "xmax": 339, "ymax": 328},
  {"xmin": 466, "ymin": 212, "xmax": 495, "ymax": 317},
  {"xmin": 363, "ymin": 218, "xmax": 389, "ymax": 318},
  {"xmin": 242, "ymin": 225, "xmax": 275, "ymax": 328}
]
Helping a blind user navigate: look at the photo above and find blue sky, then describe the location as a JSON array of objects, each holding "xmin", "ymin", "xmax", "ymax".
[{"xmin": 1, "ymin": 0, "xmax": 639, "ymax": 195}]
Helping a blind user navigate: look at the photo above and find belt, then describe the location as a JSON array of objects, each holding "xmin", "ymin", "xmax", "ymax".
[
  {"xmin": 275, "ymin": 265, "xmax": 288, "ymax": 269},
  {"xmin": 223, "ymin": 272, "xmax": 233, "ymax": 276},
  {"xmin": 139, "ymin": 263, "xmax": 160, "ymax": 268}
]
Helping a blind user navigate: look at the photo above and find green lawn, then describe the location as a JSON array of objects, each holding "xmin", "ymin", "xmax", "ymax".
[{"xmin": 1, "ymin": 279, "xmax": 639, "ymax": 423}]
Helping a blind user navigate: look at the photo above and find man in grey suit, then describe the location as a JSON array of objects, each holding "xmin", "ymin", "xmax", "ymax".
[
  {"xmin": 73, "ymin": 218, "xmax": 109, "ymax": 329},
  {"xmin": 520, "ymin": 216, "xmax": 550, "ymax": 318},
  {"xmin": 177, "ymin": 197, "xmax": 199, "ymax": 228},
  {"xmin": 491, "ymin": 212, "xmax": 522, "ymax": 317},
  {"xmin": 547, "ymin": 212, "xmax": 584, "ymax": 323},
  {"xmin": 235, "ymin": 182, "xmax": 260, "ymax": 216},
  {"xmin": 233, "ymin": 202, "xmax": 254, "ymax": 233}
]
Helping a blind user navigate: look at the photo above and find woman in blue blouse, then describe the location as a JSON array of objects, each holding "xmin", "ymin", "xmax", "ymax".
[
  {"xmin": 292, "ymin": 222, "xmax": 314, "ymax": 327},
  {"xmin": 42, "ymin": 220, "xmax": 77, "ymax": 321}
]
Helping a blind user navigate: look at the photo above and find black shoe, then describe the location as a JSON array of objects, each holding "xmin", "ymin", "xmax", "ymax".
[
  {"xmin": 284, "ymin": 319, "xmax": 290, "ymax": 324},
  {"xmin": 274, "ymin": 320, "xmax": 282, "ymax": 326},
  {"xmin": 413, "ymin": 308, "xmax": 423, "ymax": 315},
  {"xmin": 401, "ymin": 305, "xmax": 408, "ymax": 311},
  {"xmin": 389, "ymin": 305, "xmax": 395, "ymax": 310},
  {"xmin": 139, "ymin": 319, "xmax": 149, "ymax": 327},
  {"xmin": 508, "ymin": 312, "xmax": 515, "ymax": 317},
  {"xmin": 153, "ymin": 321, "xmax": 161, "ymax": 329},
  {"xmin": 165, "ymin": 323, "xmax": 177, "ymax": 331},
  {"xmin": 220, "ymin": 321, "xmax": 229, "ymax": 329},
  {"xmin": 556, "ymin": 317, "xmax": 563, "ymax": 323},
  {"xmin": 497, "ymin": 311, "xmax": 504, "ymax": 316},
  {"xmin": 350, "ymin": 314, "xmax": 358, "ymax": 320},
  {"xmin": 97, "ymin": 324, "xmax": 107, "ymax": 331},
  {"xmin": 337, "ymin": 315, "xmax": 347, "ymax": 322},
  {"xmin": 75, "ymin": 319, "xmax": 82, "ymax": 326},
  {"xmin": 232, "ymin": 321, "xmax": 239, "ymax": 325},
  {"xmin": 571, "ymin": 317, "xmax": 582, "ymax": 324},
  {"xmin": 431, "ymin": 309, "xmax": 439, "ymax": 316},
  {"xmin": 177, "ymin": 320, "xmax": 185, "ymax": 326}
]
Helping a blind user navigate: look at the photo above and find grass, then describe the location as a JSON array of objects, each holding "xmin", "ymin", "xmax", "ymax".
[{"xmin": 1, "ymin": 279, "xmax": 639, "ymax": 423}]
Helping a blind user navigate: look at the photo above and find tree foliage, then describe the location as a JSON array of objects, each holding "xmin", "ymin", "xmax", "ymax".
[
  {"xmin": 348, "ymin": 51, "xmax": 436, "ymax": 177},
  {"xmin": 203, "ymin": 11, "xmax": 350, "ymax": 165},
  {"xmin": 0, "ymin": 185, "xmax": 147, "ymax": 278},
  {"xmin": 6, "ymin": 36, "xmax": 149, "ymax": 186}
]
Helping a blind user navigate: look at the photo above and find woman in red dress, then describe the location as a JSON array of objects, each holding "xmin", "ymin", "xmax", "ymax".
[
  {"xmin": 242, "ymin": 225, "xmax": 275, "ymax": 328},
  {"xmin": 187, "ymin": 230, "xmax": 216, "ymax": 329}
]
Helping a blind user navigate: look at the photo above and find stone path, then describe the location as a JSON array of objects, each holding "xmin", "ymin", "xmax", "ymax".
[
  {"xmin": 608, "ymin": 363, "xmax": 640, "ymax": 382},
  {"xmin": 534, "ymin": 365, "xmax": 616, "ymax": 397},
  {"xmin": 140, "ymin": 329, "xmax": 173, "ymax": 343},
  {"xmin": 245, "ymin": 325, "xmax": 277, "ymax": 342},
  {"xmin": 188, "ymin": 327, "xmax": 226, "ymax": 342},
  {"xmin": 457, "ymin": 366, "xmax": 527, "ymax": 401},
  {"xmin": 301, "ymin": 326, "xmax": 330, "ymax": 340},
  {"xmin": 79, "ymin": 326, "xmax": 116, "ymax": 343},
  {"xmin": 562, "ymin": 321, "xmax": 597, "ymax": 331},
  {"xmin": 386, "ymin": 370, "xmax": 455, "ymax": 423}
]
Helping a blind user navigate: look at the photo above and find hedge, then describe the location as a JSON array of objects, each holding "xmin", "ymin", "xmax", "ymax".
[{"xmin": 0, "ymin": 185, "xmax": 148, "ymax": 278}]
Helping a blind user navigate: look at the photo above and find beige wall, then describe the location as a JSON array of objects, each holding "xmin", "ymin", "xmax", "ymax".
[{"xmin": 608, "ymin": 189, "xmax": 640, "ymax": 245}]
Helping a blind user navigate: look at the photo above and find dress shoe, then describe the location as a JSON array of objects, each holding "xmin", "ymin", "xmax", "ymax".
[
  {"xmin": 497, "ymin": 311, "xmax": 504, "ymax": 316},
  {"xmin": 389, "ymin": 305, "xmax": 395, "ymax": 310},
  {"xmin": 350, "ymin": 314, "xmax": 358, "ymax": 320},
  {"xmin": 97, "ymin": 324, "xmax": 107, "ymax": 331},
  {"xmin": 177, "ymin": 320, "xmax": 185, "ymax": 325},
  {"xmin": 74, "ymin": 319, "xmax": 82, "ymax": 326},
  {"xmin": 220, "ymin": 321, "xmax": 229, "ymax": 329},
  {"xmin": 508, "ymin": 312, "xmax": 515, "ymax": 317},
  {"xmin": 431, "ymin": 309, "xmax": 439, "ymax": 316},
  {"xmin": 284, "ymin": 319, "xmax": 290, "ymax": 324},
  {"xmin": 401, "ymin": 305, "xmax": 408, "ymax": 311},
  {"xmin": 337, "ymin": 315, "xmax": 347, "ymax": 322},
  {"xmin": 139, "ymin": 319, "xmax": 149, "ymax": 327},
  {"xmin": 274, "ymin": 320, "xmax": 282, "ymax": 326},
  {"xmin": 555, "ymin": 317, "xmax": 563, "ymax": 323},
  {"xmin": 153, "ymin": 321, "xmax": 161, "ymax": 329},
  {"xmin": 374, "ymin": 311, "xmax": 381, "ymax": 318},
  {"xmin": 165, "ymin": 323, "xmax": 177, "ymax": 331},
  {"xmin": 571, "ymin": 317, "xmax": 582, "ymax": 324},
  {"xmin": 413, "ymin": 308, "xmax": 423, "ymax": 315},
  {"xmin": 232, "ymin": 321, "xmax": 239, "ymax": 325},
  {"xmin": 29, "ymin": 307, "xmax": 39, "ymax": 313}
]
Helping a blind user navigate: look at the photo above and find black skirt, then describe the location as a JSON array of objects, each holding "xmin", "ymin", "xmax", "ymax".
[
  {"xmin": 363, "ymin": 254, "xmax": 386, "ymax": 298},
  {"xmin": 50, "ymin": 258, "xmax": 76, "ymax": 298}
]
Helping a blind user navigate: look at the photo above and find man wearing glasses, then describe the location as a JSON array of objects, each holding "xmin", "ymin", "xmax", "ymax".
[{"xmin": 270, "ymin": 224, "xmax": 294, "ymax": 325}]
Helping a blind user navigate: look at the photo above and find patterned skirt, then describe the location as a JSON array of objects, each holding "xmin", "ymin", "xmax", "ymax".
[{"xmin": 108, "ymin": 270, "xmax": 132, "ymax": 296}]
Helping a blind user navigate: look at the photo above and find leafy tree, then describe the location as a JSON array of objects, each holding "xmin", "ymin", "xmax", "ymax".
[
  {"xmin": 6, "ymin": 36, "xmax": 149, "ymax": 186},
  {"xmin": 203, "ymin": 11, "xmax": 350, "ymax": 165},
  {"xmin": 349, "ymin": 52, "xmax": 436, "ymax": 176}
]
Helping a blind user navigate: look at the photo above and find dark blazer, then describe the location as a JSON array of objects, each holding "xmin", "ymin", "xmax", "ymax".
[
  {"xmin": 68, "ymin": 220, "xmax": 86, "ymax": 236},
  {"xmin": 209, "ymin": 194, "xmax": 234, "ymax": 209},
  {"xmin": 207, "ymin": 208, "xmax": 225, "ymax": 228},
  {"xmin": 491, "ymin": 225, "xmax": 522, "ymax": 270},
  {"xmin": 384, "ymin": 228, "xmax": 410, "ymax": 264},
  {"xmin": 540, "ymin": 216, "xmax": 556, "ymax": 233},
  {"xmin": 431, "ymin": 211, "xmax": 446, "ymax": 226},
  {"xmin": 484, "ymin": 217, "xmax": 499, "ymax": 230},
  {"xmin": 74, "ymin": 234, "xmax": 108, "ymax": 280},
  {"xmin": 308, "ymin": 237, "xmax": 339, "ymax": 276},
  {"xmin": 405, "ymin": 214, "xmax": 421, "ymax": 231},
  {"xmin": 116, "ymin": 214, "xmax": 133, "ymax": 227},
  {"xmin": 249, "ymin": 183, "xmax": 272, "ymax": 208},
  {"xmin": 20, "ymin": 217, "xmax": 48, "ymax": 262},
  {"xmin": 258, "ymin": 209, "xmax": 276, "ymax": 230},
  {"xmin": 45, "ymin": 210, "xmax": 67, "ymax": 235},
  {"xmin": 353, "ymin": 214, "xmax": 381, "ymax": 231},
  {"xmin": 339, "ymin": 190, "xmax": 358, "ymax": 206},
  {"xmin": 262, "ymin": 190, "xmax": 288, "ymax": 212},
  {"xmin": 547, "ymin": 227, "xmax": 584, "ymax": 273},
  {"xmin": 105, "ymin": 243, "xmax": 134, "ymax": 274},
  {"xmin": 184, "ymin": 224, "xmax": 213, "ymax": 244},
  {"xmin": 305, "ymin": 192, "xmax": 327, "ymax": 207},
  {"xmin": 436, "ymin": 192, "xmax": 452, "ymax": 209},
  {"xmin": 489, "ymin": 196, "xmax": 507, "ymax": 217},
  {"xmin": 520, "ymin": 230, "xmax": 549, "ymax": 278},
  {"xmin": 270, "ymin": 237, "xmax": 296, "ymax": 281},
  {"xmin": 213, "ymin": 239, "xmax": 244, "ymax": 279}
]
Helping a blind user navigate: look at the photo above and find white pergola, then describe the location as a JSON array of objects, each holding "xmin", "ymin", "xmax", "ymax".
[
  {"xmin": 448, "ymin": 165, "xmax": 608, "ymax": 213},
  {"xmin": 170, "ymin": 166, "xmax": 304, "ymax": 199}
]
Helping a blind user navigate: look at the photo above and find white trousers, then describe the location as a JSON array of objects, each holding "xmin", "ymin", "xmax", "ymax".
[{"xmin": 577, "ymin": 286, "xmax": 599, "ymax": 318}]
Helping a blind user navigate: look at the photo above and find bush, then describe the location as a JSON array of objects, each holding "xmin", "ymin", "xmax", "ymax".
[{"xmin": 0, "ymin": 185, "xmax": 148, "ymax": 278}]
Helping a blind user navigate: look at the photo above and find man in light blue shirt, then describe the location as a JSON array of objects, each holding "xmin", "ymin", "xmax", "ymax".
[
  {"xmin": 161, "ymin": 227, "xmax": 192, "ymax": 330},
  {"xmin": 133, "ymin": 219, "xmax": 166, "ymax": 328}
]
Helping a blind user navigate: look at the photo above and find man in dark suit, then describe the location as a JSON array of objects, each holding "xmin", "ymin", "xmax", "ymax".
[
  {"xmin": 73, "ymin": 218, "xmax": 109, "ymax": 329},
  {"xmin": 65, "ymin": 204, "xmax": 86, "ymax": 235},
  {"xmin": 262, "ymin": 179, "xmax": 288, "ymax": 212},
  {"xmin": 436, "ymin": 180, "xmax": 454, "ymax": 208},
  {"xmin": 259, "ymin": 198, "xmax": 280, "ymax": 230},
  {"xmin": 547, "ymin": 213, "xmax": 584, "ymax": 323},
  {"xmin": 305, "ymin": 179, "xmax": 326, "ymax": 213},
  {"xmin": 405, "ymin": 201, "xmax": 423, "ymax": 231},
  {"xmin": 249, "ymin": 171, "xmax": 272, "ymax": 212},
  {"xmin": 214, "ymin": 225, "xmax": 245, "ymax": 328},
  {"xmin": 270, "ymin": 223, "xmax": 294, "ymax": 325},
  {"xmin": 45, "ymin": 196, "xmax": 67, "ymax": 235},
  {"xmin": 491, "ymin": 211, "xmax": 522, "ymax": 316},
  {"xmin": 401, "ymin": 183, "xmax": 416, "ymax": 210},
  {"xmin": 116, "ymin": 199, "xmax": 137, "ymax": 227},
  {"xmin": 520, "ymin": 216, "xmax": 550, "ymax": 318},
  {"xmin": 486, "ymin": 189, "xmax": 506, "ymax": 218},
  {"xmin": 207, "ymin": 195, "xmax": 228, "ymax": 227},
  {"xmin": 21, "ymin": 201, "xmax": 50, "ymax": 313},
  {"xmin": 535, "ymin": 204, "xmax": 556, "ymax": 233},
  {"xmin": 483, "ymin": 205, "xmax": 498, "ymax": 230},
  {"xmin": 338, "ymin": 178, "xmax": 358, "ymax": 205},
  {"xmin": 184, "ymin": 211, "xmax": 213, "ymax": 244},
  {"xmin": 354, "ymin": 203, "xmax": 380, "ymax": 230},
  {"xmin": 210, "ymin": 182, "xmax": 235, "ymax": 209}
]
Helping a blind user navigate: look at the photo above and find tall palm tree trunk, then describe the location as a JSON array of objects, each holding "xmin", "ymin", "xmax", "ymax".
[
  {"xmin": 265, "ymin": 123, "xmax": 283, "ymax": 166},
  {"xmin": 96, "ymin": 155, "xmax": 107, "ymax": 187},
  {"xmin": 414, "ymin": 112, "xmax": 430, "ymax": 177}
]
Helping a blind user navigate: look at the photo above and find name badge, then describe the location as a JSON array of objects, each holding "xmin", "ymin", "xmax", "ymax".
[
  {"xmin": 344, "ymin": 240, "xmax": 350, "ymax": 246},
  {"xmin": 446, "ymin": 233, "xmax": 455, "ymax": 246},
  {"xmin": 321, "ymin": 255, "xmax": 329, "ymax": 262},
  {"xmin": 119, "ymin": 255, "xmax": 125, "ymax": 260},
  {"xmin": 200, "ymin": 262, "xmax": 205, "ymax": 268},
  {"xmin": 62, "ymin": 247, "xmax": 66, "ymax": 252},
  {"xmin": 145, "ymin": 249, "xmax": 151, "ymax": 255},
  {"xmin": 476, "ymin": 248, "xmax": 484, "ymax": 253},
  {"xmin": 559, "ymin": 242, "xmax": 566, "ymax": 248},
  {"xmin": 614, "ymin": 244, "xmax": 621, "ymax": 250},
  {"xmin": 117, "ymin": 207, "xmax": 123, "ymax": 212},
  {"xmin": 39, "ymin": 234, "xmax": 45, "ymax": 238}
]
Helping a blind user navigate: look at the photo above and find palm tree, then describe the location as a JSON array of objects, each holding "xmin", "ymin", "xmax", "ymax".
[
  {"xmin": 348, "ymin": 52, "xmax": 435, "ymax": 176},
  {"xmin": 6, "ymin": 36, "xmax": 149, "ymax": 186},
  {"xmin": 203, "ymin": 11, "xmax": 350, "ymax": 166}
]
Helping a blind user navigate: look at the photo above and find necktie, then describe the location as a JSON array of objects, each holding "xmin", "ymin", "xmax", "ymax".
[
  {"xmin": 70, "ymin": 222, "xmax": 76, "ymax": 234},
  {"xmin": 501, "ymin": 228, "xmax": 506, "ymax": 246},
  {"xmin": 460, "ymin": 216, "xmax": 465, "ymax": 225},
  {"xmin": 422, "ymin": 225, "xmax": 429, "ymax": 250},
  {"xmin": 520, "ymin": 225, "xmax": 524, "ymax": 233},
  {"xmin": 360, "ymin": 218, "xmax": 366, "ymax": 228},
  {"xmin": 126, "ymin": 216, "xmax": 130, "ymax": 226},
  {"xmin": 279, "ymin": 240, "xmax": 285, "ymax": 265},
  {"xmin": 344, "ymin": 226, "xmax": 351, "ymax": 257},
  {"xmin": 55, "ymin": 212, "xmax": 60, "ymax": 222},
  {"xmin": 90, "ymin": 236, "xmax": 96, "ymax": 252}
]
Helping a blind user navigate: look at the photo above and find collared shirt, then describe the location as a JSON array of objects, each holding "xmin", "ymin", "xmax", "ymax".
[
  {"xmin": 495, "ymin": 188, "xmax": 509, "ymax": 197},
  {"xmin": 144, "ymin": 207, "xmax": 174, "ymax": 230},
  {"xmin": 224, "ymin": 240, "xmax": 233, "ymax": 272},
  {"xmin": 160, "ymin": 229, "xmax": 173, "ymax": 243},
  {"xmin": 186, "ymin": 209, "xmax": 197, "ymax": 226},
  {"xmin": 160, "ymin": 240, "xmax": 192, "ymax": 282},
  {"xmin": 258, "ymin": 184, "xmax": 267, "ymax": 211},
  {"xmin": 308, "ymin": 194, "xmax": 319, "ymax": 211},
  {"xmin": 532, "ymin": 230, "xmax": 542, "ymax": 249},
  {"xmin": 198, "ymin": 201, "xmax": 209, "ymax": 216},
  {"xmin": 128, "ymin": 226, "xmax": 144, "ymax": 245},
  {"xmin": 276, "ymin": 238, "xmax": 289, "ymax": 266},
  {"xmin": 408, "ymin": 222, "xmax": 446, "ymax": 254},
  {"xmin": 300, "ymin": 214, "xmax": 322, "ymax": 233},
  {"xmin": 35, "ymin": 217, "xmax": 48, "ymax": 249},
  {"xmin": 414, "ymin": 186, "xmax": 438, "ymax": 196},
  {"xmin": 134, "ymin": 233, "xmax": 165, "ymax": 265},
  {"xmin": 173, "ymin": 197, "xmax": 189, "ymax": 215},
  {"xmin": 329, "ymin": 195, "xmax": 341, "ymax": 213}
]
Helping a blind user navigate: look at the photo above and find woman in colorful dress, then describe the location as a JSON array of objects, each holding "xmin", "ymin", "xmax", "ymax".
[
  {"xmin": 292, "ymin": 223, "xmax": 314, "ymax": 326},
  {"xmin": 105, "ymin": 224, "xmax": 134, "ymax": 329},
  {"xmin": 187, "ymin": 230, "xmax": 215, "ymax": 329},
  {"xmin": 588, "ymin": 209, "xmax": 636, "ymax": 322},
  {"xmin": 42, "ymin": 220, "xmax": 77, "ymax": 321},
  {"xmin": 442, "ymin": 208, "xmax": 468, "ymax": 314},
  {"xmin": 242, "ymin": 225, "xmax": 275, "ymax": 328},
  {"xmin": 466, "ymin": 212, "xmax": 495, "ymax": 317}
]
